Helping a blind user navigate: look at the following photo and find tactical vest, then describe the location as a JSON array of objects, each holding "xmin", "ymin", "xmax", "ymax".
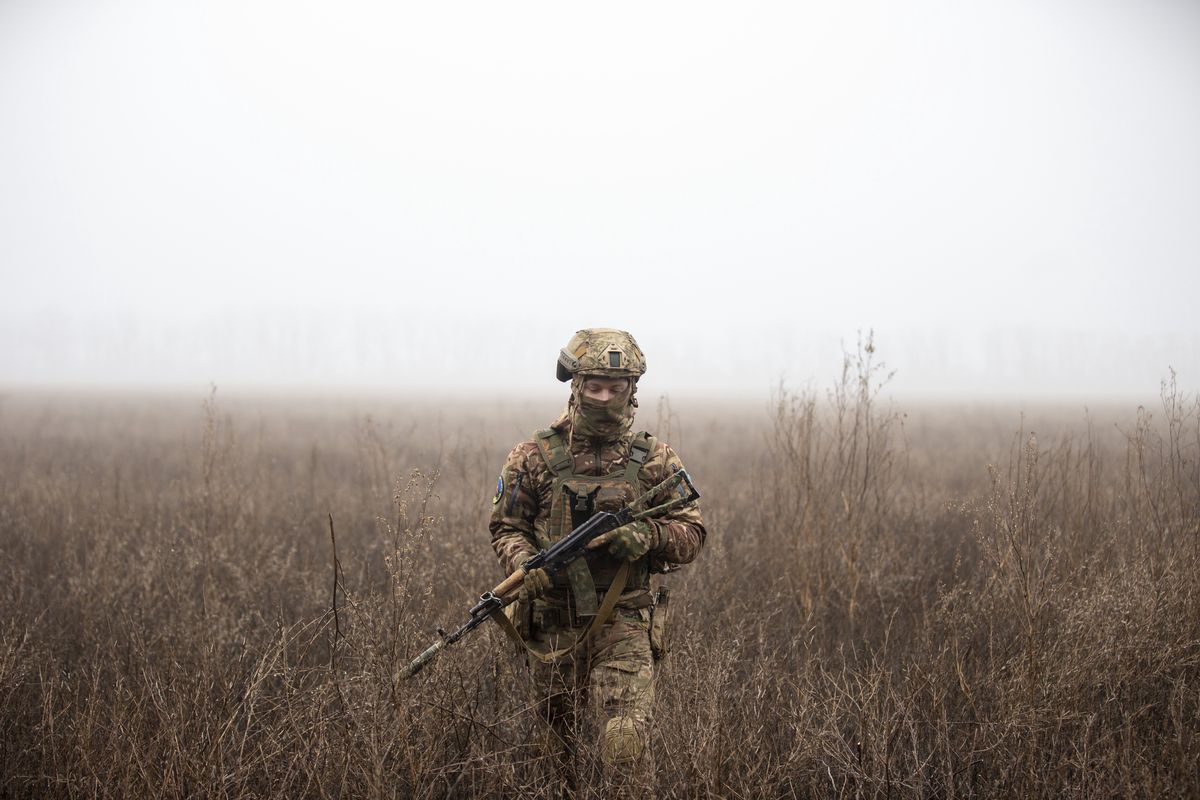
[{"xmin": 533, "ymin": 427, "xmax": 656, "ymax": 617}]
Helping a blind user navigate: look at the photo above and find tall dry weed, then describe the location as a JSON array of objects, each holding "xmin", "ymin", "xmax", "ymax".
[{"xmin": 761, "ymin": 332, "xmax": 905, "ymax": 631}]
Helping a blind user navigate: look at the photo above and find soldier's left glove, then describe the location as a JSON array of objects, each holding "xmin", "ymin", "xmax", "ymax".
[{"xmin": 586, "ymin": 520, "xmax": 661, "ymax": 562}]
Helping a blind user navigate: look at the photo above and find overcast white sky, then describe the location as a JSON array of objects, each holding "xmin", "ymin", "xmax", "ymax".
[{"xmin": 2, "ymin": 0, "xmax": 1197, "ymax": 399}]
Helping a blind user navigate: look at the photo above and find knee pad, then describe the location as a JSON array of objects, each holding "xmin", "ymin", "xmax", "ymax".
[{"xmin": 601, "ymin": 715, "xmax": 643, "ymax": 765}]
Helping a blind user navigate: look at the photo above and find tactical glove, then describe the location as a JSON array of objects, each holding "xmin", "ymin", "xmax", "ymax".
[
  {"xmin": 519, "ymin": 567, "xmax": 552, "ymax": 603},
  {"xmin": 586, "ymin": 520, "xmax": 660, "ymax": 562}
]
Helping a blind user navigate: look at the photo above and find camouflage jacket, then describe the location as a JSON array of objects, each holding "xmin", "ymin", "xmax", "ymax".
[{"xmin": 489, "ymin": 415, "xmax": 706, "ymax": 600}]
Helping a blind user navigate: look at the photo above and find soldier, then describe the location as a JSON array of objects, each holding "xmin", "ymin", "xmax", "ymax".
[{"xmin": 488, "ymin": 328, "xmax": 707, "ymax": 788}]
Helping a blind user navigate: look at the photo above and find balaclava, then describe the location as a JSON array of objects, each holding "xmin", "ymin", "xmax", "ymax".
[{"xmin": 567, "ymin": 375, "xmax": 639, "ymax": 444}]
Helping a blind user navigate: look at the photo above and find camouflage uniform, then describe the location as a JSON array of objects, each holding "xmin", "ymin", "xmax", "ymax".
[{"xmin": 488, "ymin": 329, "xmax": 706, "ymax": 786}]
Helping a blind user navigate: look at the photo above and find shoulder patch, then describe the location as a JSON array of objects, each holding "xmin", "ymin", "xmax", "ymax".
[{"xmin": 492, "ymin": 474, "xmax": 504, "ymax": 505}]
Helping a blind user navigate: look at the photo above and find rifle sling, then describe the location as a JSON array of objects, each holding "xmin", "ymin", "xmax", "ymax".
[{"xmin": 489, "ymin": 561, "xmax": 629, "ymax": 663}]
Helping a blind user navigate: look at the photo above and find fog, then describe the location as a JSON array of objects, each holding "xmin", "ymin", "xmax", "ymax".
[{"xmin": 2, "ymin": 0, "xmax": 1197, "ymax": 400}]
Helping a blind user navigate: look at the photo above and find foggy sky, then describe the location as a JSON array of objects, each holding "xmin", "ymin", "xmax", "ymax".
[{"xmin": 2, "ymin": 0, "xmax": 1198, "ymax": 399}]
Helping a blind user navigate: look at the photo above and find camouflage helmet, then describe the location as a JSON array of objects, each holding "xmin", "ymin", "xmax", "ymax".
[{"xmin": 556, "ymin": 328, "xmax": 647, "ymax": 382}]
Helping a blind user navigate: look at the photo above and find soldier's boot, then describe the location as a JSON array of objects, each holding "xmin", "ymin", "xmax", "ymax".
[
  {"xmin": 537, "ymin": 689, "xmax": 583, "ymax": 796},
  {"xmin": 534, "ymin": 721, "xmax": 578, "ymax": 798}
]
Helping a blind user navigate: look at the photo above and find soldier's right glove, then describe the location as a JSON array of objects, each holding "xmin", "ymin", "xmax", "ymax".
[{"xmin": 519, "ymin": 567, "xmax": 551, "ymax": 603}]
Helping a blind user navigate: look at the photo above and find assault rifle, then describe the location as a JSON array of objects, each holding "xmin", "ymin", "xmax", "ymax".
[{"xmin": 399, "ymin": 468, "xmax": 699, "ymax": 679}]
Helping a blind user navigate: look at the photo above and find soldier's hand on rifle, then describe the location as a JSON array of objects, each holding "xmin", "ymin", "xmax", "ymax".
[
  {"xmin": 587, "ymin": 520, "xmax": 660, "ymax": 561},
  {"xmin": 520, "ymin": 567, "xmax": 552, "ymax": 603}
]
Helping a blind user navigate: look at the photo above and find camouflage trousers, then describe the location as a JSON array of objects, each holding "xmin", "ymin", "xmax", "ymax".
[{"xmin": 526, "ymin": 604, "xmax": 655, "ymax": 789}]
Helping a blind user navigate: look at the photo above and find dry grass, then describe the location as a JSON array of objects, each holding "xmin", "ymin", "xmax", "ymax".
[{"xmin": 0, "ymin": 360, "xmax": 1197, "ymax": 798}]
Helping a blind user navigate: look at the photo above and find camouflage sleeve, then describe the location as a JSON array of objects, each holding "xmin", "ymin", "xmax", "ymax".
[
  {"xmin": 488, "ymin": 441, "xmax": 543, "ymax": 575},
  {"xmin": 643, "ymin": 442, "xmax": 707, "ymax": 565}
]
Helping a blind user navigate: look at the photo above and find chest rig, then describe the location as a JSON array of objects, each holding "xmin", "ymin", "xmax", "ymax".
[{"xmin": 533, "ymin": 428, "xmax": 656, "ymax": 618}]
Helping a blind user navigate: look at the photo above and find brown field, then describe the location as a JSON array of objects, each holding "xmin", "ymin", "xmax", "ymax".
[{"xmin": 1, "ymin": 360, "xmax": 1198, "ymax": 798}]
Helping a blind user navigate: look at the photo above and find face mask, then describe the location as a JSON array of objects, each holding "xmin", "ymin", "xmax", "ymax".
[{"xmin": 569, "ymin": 377, "xmax": 636, "ymax": 442}]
